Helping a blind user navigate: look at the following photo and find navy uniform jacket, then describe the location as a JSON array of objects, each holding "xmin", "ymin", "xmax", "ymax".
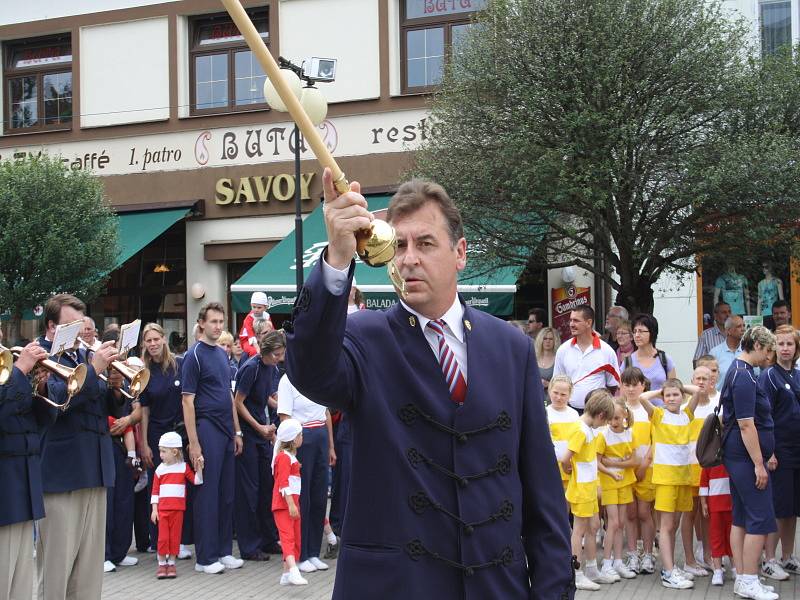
[
  {"xmin": 0, "ymin": 366, "xmax": 51, "ymax": 526},
  {"xmin": 286, "ymin": 259, "xmax": 574, "ymax": 600},
  {"xmin": 38, "ymin": 336, "xmax": 120, "ymax": 493}
]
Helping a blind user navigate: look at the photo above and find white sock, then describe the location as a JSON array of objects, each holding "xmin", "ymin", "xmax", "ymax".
[
  {"xmin": 602, "ymin": 558, "xmax": 612, "ymax": 570},
  {"xmin": 327, "ymin": 531, "xmax": 337, "ymax": 545},
  {"xmin": 613, "ymin": 559, "xmax": 625, "ymax": 568},
  {"xmin": 714, "ymin": 568, "xmax": 723, "ymax": 576},
  {"xmin": 585, "ymin": 559, "xmax": 598, "ymax": 569},
  {"xmin": 741, "ymin": 573, "xmax": 757, "ymax": 584},
  {"xmin": 158, "ymin": 560, "xmax": 167, "ymax": 566},
  {"xmin": 167, "ymin": 558, "xmax": 175, "ymax": 565}
]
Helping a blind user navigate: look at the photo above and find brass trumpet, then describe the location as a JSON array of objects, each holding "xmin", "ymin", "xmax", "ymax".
[
  {"xmin": 78, "ymin": 339, "xmax": 150, "ymax": 399},
  {"xmin": 0, "ymin": 344, "xmax": 88, "ymax": 411}
]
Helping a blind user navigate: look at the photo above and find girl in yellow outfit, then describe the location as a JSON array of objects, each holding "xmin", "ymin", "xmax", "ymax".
[
  {"xmin": 639, "ymin": 379, "xmax": 703, "ymax": 590},
  {"xmin": 545, "ymin": 375, "xmax": 581, "ymax": 495},
  {"xmin": 620, "ymin": 367, "xmax": 656, "ymax": 574},
  {"xmin": 597, "ymin": 399, "xmax": 638, "ymax": 580},
  {"xmin": 561, "ymin": 389, "xmax": 615, "ymax": 591}
]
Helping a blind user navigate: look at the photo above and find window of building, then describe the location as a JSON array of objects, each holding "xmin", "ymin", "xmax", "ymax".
[
  {"xmin": 190, "ymin": 8, "xmax": 269, "ymax": 114},
  {"xmin": 400, "ymin": 0, "xmax": 486, "ymax": 93},
  {"xmin": 4, "ymin": 35, "xmax": 72, "ymax": 133},
  {"xmin": 760, "ymin": 0, "xmax": 792, "ymax": 56}
]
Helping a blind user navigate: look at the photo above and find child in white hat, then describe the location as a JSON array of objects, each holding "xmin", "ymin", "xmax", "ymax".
[
  {"xmin": 272, "ymin": 419, "xmax": 306, "ymax": 586},
  {"xmin": 150, "ymin": 431, "xmax": 203, "ymax": 579},
  {"xmin": 239, "ymin": 292, "xmax": 273, "ymax": 357}
]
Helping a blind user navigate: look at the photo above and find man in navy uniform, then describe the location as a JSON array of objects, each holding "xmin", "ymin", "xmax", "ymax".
[
  {"xmin": 0, "ymin": 341, "xmax": 49, "ymax": 599},
  {"xmin": 285, "ymin": 169, "xmax": 574, "ymax": 599},
  {"xmin": 35, "ymin": 293, "xmax": 120, "ymax": 600}
]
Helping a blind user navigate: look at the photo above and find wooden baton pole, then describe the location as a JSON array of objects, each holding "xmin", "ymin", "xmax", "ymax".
[{"xmin": 220, "ymin": 0, "xmax": 350, "ymax": 194}]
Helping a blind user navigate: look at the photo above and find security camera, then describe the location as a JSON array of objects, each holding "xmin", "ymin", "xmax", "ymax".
[{"xmin": 304, "ymin": 57, "xmax": 337, "ymax": 82}]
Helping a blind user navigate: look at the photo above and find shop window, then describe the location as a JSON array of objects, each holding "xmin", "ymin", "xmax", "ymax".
[
  {"xmin": 189, "ymin": 8, "xmax": 269, "ymax": 114},
  {"xmin": 760, "ymin": 1, "xmax": 792, "ymax": 56},
  {"xmin": 400, "ymin": 0, "xmax": 486, "ymax": 93},
  {"xmin": 3, "ymin": 35, "xmax": 72, "ymax": 133}
]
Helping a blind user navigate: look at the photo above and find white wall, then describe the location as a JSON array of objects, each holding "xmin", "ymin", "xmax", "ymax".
[
  {"xmin": 278, "ymin": 0, "xmax": 381, "ymax": 103},
  {"xmin": 80, "ymin": 18, "xmax": 170, "ymax": 127},
  {"xmin": 0, "ymin": 0, "xmax": 176, "ymax": 26},
  {"xmin": 651, "ymin": 271, "xmax": 698, "ymax": 382},
  {"xmin": 185, "ymin": 214, "xmax": 296, "ymax": 318}
]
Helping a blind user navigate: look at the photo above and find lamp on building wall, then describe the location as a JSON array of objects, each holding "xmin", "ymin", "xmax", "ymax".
[
  {"xmin": 190, "ymin": 283, "xmax": 206, "ymax": 300},
  {"xmin": 263, "ymin": 56, "xmax": 335, "ymax": 295}
]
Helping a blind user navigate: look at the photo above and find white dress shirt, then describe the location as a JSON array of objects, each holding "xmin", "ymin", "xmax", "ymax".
[{"xmin": 321, "ymin": 257, "xmax": 467, "ymax": 381}]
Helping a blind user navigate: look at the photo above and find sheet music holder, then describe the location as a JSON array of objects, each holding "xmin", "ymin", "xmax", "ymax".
[
  {"xmin": 118, "ymin": 319, "xmax": 141, "ymax": 356},
  {"xmin": 51, "ymin": 319, "xmax": 83, "ymax": 356}
]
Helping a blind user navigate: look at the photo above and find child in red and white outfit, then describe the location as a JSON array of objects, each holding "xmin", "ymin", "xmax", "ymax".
[
  {"xmin": 699, "ymin": 464, "xmax": 732, "ymax": 586},
  {"xmin": 150, "ymin": 431, "xmax": 203, "ymax": 579},
  {"xmin": 239, "ymin": 292, "xmax": 272, "ymax": 357},
  {"xmin": 272, "ymin": 418, "xmax": 306, "ymax": 586}
]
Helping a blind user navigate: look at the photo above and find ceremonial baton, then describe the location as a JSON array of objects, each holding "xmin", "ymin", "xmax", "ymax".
[{"xmin": 220, "ymin": 0, "xmax": 404, "ymax": 295}]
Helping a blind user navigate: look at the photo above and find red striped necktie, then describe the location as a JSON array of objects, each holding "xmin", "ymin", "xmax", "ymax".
[{"xmin": 427, "ymin": 319, "xmax": 467, "ymax": 404}]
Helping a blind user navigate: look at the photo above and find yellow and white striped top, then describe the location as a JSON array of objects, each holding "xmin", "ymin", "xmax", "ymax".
[
  {"xmin": 565, "ymin": 420, "xmax": 600, "ymax": 504},
  {"xmin": 651, "ymin": 406, "xmax": 694, "ymax": 485},
  {"xmin": 546, "ymin": 405, "xmax": 581, "ymax": 482},
  {"xmin": 596, "ymin": 428, "xmax": 636, "ymax": 490},
  {"xmin": 686, "ymin": 399, "xmax": 717, "ymax": 486},
  {"xmin": 628, "ymin": 403, "xmax": 653, "ymax": 485}
]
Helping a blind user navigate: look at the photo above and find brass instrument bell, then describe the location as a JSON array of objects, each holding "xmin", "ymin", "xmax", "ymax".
[
  {"xmin": 113, "ymin": 360, "xmax": 150, "ymax": 398},
  {"xmin": 0, "ymin": 346, "xmax": 13, "ymax": 385}
]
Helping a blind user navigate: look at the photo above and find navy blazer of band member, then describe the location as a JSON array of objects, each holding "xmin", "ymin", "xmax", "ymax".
[
  {"xmin": 285, "ymin": 259, "xmax": 574, "ymax": 600},
  {"xmin": 0, "ymin": 366, "xmax": 52, "ymax": 526},
  {"xmin": 38, "ymin": 337, "xmax": 120, "ymax": 493}
]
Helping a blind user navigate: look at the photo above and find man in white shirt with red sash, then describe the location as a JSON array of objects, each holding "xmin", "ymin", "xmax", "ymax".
[{"xmin": 553, "ymin": 306, "xmax": 620, "ymax": 413}]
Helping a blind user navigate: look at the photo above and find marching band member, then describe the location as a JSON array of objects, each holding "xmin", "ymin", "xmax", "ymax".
[
  {"xmin": 36, "ymin": 294, "xmax": 120, "ymax": 600},
  {"xmin": 0, "ymin": 342, "xmax": 49, "ymax": 600}
]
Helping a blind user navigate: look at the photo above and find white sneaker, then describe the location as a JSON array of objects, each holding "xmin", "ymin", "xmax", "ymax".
[
  {"xmin": 712, "ymin": 569, "xmax": 724, "ymax": 586},
  {"xmin": 279, "ymin": 572, "xmax": 290, "ymax": 586},
  {"xmin": 586, "ymin": 565, "xmax": 616, "ymax": 584},
  {"xmin": 735, "ymin": 577, "xmax": 779, "ymax": 600},
  {"xmin": 287, "ymin": 567, "xmax": 308, "ymax": 586},
  {"xmin": 640, "ymin": 553, "xmax": 655, "ymax": 574},
  {"xmin": 220, "ymin": 555, "xmax": 243, "ymax": 569},
  {"xmin": 118, "ymin": 555, "xmax": 138, "ymax": 567},
  {"xmin": 103, "ymin": 560, "xmax": 116, "ymax": 573},
  {"xmin": 782, "ymin": 555, "xmax": 800, "ymax": 575},
  {"xmin": 194, "ymin": 561, "xmax": 225, "ymax": 574},
  {"xmin": 600, "ymin": 564, "xmax": 621, "ymax": 582},
  {"xmin": 761, "ymin": 559, "xmax": 790, "ymax": 581},
  {"xmin": 575, "ymin": 571, "xmax": 601, "ymax": 591},
  {"xmin": 613, "ymin": 560, "xmax": 636, "ymax": 579},
  {"xmin": 661, "ymin": 569, "xmax": 693, "ymax": 589},
  {"xmin": 625, "ymin": 552, "xmax": 640, "ymax": 573},
  {"xmin": 177, "ymin": 545, "xmax": 192, "ymax": 560},
  {"xmin": 759, "ymin": 579, "xmax": 775, "ymax": 592},
  {"xmin": 308, "ymin": 556, "xmax": 329, "ymax": 570},
  {"xmin": 298, "ymin": 559, "xmax": 317, "ymax": 573},
  {"xmin": 675, "ymin": 566, "xmax": 695, "ymax": 581},
  {"xmin": 683, "ymin": 563, "xmax": 708, "ymax": 577}
]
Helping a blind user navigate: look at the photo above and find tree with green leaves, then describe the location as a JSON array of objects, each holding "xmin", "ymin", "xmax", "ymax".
[
  {"xmin": 0, "ymin": 155, "xmax": 118, "ymax": 341},
  {"xmin": 413, "ymin": 0, "xmax": 800, "ymax": 314}
]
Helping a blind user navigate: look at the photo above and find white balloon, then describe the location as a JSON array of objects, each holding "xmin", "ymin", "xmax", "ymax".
[
  {"xmin": 263, "ymin": 69, "xmax": 303, "ymax": 112},
  {"xmin": 300, "ymin": 86, "xmax": 328, "ymax": 126}
]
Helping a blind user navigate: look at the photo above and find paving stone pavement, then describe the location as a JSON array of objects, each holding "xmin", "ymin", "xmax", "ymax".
[{"xmin": 39, "ymin": 526, "xmax": 800, "ymax": 599}]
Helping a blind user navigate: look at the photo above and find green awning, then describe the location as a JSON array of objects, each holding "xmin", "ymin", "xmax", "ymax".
[
  {"xmin": 230, "ymin": 196, "xmax": 523, "ymax": 315},
  {"xmin": 116, "ymin": 208, "xmax": 190, "ymax": 268}
]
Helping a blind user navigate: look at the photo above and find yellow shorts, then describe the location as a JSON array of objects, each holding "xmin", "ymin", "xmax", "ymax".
[
  {"xmin": 601, "ymin": 485, "xmax": 634, "ymax": 506},
  {"xmin": 570, "ymin": 499, "xmax": 598, "ymax": 518},
  {"xmin": 691, "ymin": 485, "xmax": 700, "ymax": 498},
  {"xmin": 654, "ymin": 484, "xmax": 693, "ymax": 513},
  {"xmin": 634, "ymin": 481, "xmax": 655, "ymax": 503}
]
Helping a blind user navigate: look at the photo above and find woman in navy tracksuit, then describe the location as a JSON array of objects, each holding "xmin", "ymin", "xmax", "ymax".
[
  {"xmin": 761, "ymin": 325, "xmax": 800, "ymax": 576},
  {"xmin": 720, "ymin": 325, "xmax": 777, "ymax": 597}
]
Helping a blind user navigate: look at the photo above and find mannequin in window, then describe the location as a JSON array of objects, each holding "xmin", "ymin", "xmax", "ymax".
[
  {"xmin": 756, "ymin": 264, "xmax": 784, "ymax": 316},
  {"xmin": 714, "ymin": 266, "xmax": 749, "ymax": 316}
]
